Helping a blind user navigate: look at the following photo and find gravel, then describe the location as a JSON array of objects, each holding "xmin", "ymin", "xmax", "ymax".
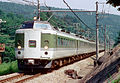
[{"xmin": 26, "ymin": 52, "xmax": 104, "ymax": 83}]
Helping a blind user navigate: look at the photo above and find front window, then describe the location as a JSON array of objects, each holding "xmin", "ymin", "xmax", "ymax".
[
  {"xmin": 34, "ymin": 23, "xmax": 51, "ymax": 29},
  {"xmin": 15, "ymin": 33, "xmax": 24, "ymax": 48},
  {"xmin": 21, "ymin": 21, "xmax": 34, "ymax": 29}
]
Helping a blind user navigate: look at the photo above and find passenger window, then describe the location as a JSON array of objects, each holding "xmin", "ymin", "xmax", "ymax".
[
  {"xmin": 65, "ymin": 39, "xmax": 67, "ymax": 46},
  {"xmin": 61, "ymin": 38, "xmax": 63, "ymax": 45},
  {"xmin": 58, "ymin": 37, "xmax": 60, "ymax": 46}
]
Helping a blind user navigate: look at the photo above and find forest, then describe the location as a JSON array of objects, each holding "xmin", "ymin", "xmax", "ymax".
[{"xmin": 0, "ymin": 1, "xmax": 120, "ymax": 40}]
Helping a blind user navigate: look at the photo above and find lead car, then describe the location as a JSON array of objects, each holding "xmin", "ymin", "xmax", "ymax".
[{"xmin": 15, "ymin": 20, "xmax": 104, "ymax": 72}]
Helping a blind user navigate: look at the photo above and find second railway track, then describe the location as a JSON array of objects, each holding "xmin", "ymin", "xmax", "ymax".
[
  {"xmin": 0, "ymin": 73, "xmax": 41, "ymax": 83},
  {"xmin": 0, "ymin": 73, "xmax": 24, "ymax": 83}
]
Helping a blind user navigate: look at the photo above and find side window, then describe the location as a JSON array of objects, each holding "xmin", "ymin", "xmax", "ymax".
[
  {"xmin": 57, "ymin": 37, "xmax": 60, "ymax": 46},
  {"xmin": 63, "ymin": 38, "xmax": 66, "ymax": 46},
  {"xmin": 68, "ymin": 39, "xmax": 70, "ymax": 46},
  {"xmin": 61, "ymin": 38, "xmax": 63, "ymax": 45},
  {"xmin": 29, "ymin": 40, "xmax": 36, "ymax": 48},
  {"xmin": 65, "ymin": 39, "xmax": 67, "ymax": 46}
]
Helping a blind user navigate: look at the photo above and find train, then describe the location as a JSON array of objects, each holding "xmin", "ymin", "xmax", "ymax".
[{"xmin": 15, "ymin": 20, "xmax": 104, "ymax": 71}]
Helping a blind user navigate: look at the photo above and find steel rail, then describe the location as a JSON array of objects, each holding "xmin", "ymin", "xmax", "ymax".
[
  {"xmin": 0, "ymin": 73, "xmax": 24, "ymax": 83},
  {"xmin": 15, "ymin": 73, "xmax": 41, "ymax": 83}
]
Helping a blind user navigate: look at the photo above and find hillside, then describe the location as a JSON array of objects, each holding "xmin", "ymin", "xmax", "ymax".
[
  {"xmin": 0, "ymin": 9, "xmax": 26, "ymax": 62},
  {"xmin": 0, "ymin": 1, "xmax": 120, "ymax": 41},
  {"xmin": 0, "ymin": 1, "xmax": 120, "ymax": 43},
  {"xmin": 0, "ymin": 2, "xmax": 66, "ymax": 62}
]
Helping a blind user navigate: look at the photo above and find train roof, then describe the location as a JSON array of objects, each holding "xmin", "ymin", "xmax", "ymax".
[
  {"xmin": 21, "ymin": 21, "xmax": 53, "ymax": 30},
  {"xmin": 18, "ymin": 21, "xmax": 96, "ymax": 44}
]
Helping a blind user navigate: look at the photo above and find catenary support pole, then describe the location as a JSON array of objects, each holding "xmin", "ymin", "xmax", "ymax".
[
  {"xmin": 104, "ymin": 25, "xmax": 106, "ymax": 54},
  {"xmin": 96, "ymin": 2, "xmax": 99, "ymax": 61}
]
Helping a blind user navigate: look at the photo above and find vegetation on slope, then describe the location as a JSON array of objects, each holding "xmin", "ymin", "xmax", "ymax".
[
  {"xmin": 0, "ymin": 9, "xmax": 26, "ymax": 62},
  {"xmin": 0, "ymin": 60, "xmax": 18, "ymax": 75},
  {"xmin": 0, "ymin": 8, "xmax": 66, "ymax": 64},
  {"xmin": 114, "ymin": 32, "xmax": 120, "ymax": 46}
]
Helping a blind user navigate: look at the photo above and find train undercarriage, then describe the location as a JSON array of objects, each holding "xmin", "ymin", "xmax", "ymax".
[{"xmin": 18, "ymin": 50, "xmax": 104, "ymax": 71}]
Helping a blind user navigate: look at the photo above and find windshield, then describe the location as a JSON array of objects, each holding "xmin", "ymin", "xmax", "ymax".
[
  {"xmin": 34, "ymin": 23, "xmax": 51, "ymax": 29},
  {"xmin": 21, "ymin": 21, "xmax": 34, "ymax": 29}
]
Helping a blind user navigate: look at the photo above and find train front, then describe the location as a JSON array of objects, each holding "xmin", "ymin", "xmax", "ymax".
[{"xmin": 15, "ymin": 21, "xmax": 55, "ymax": 71}]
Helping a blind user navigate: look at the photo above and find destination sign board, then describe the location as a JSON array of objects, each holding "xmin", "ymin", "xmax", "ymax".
[{"xmin": 0, "ymin": 43, "xmax": 5, "ymax": 52}]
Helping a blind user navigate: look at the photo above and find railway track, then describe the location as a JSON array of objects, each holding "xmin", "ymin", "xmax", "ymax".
[
  {"xmin": 0, "ymin": 51, "xmax": 104, "ymax": 83},
  {"xmin": 0, "ymin": 73, "xmax": 41, "ymax": 83},
  {"xmin": 15, "ymin": 73, "xmax": 41, "ymax": 83},
  {"xmin": 0, "ymin": 73, "xmax": 24, "ymax": 83}
]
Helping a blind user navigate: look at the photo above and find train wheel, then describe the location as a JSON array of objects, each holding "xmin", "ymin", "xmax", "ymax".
[
  {"xmin": 68, "ymin": 58, "xmax": 71, "ymax": 63},
  {"xmin": 59, "ymin": 60, "xmax": 63, "ymax": 67},
  {"xmin": 51, "ymin": 61, "xmax": 55, "ymax": 68},
  {"xmin": 54, "ymin": 60, "xmax": 59, "ymax": 67},
  {"xmin": 63, "ymin": 59, "xmax": 67, "ymax": 65}
]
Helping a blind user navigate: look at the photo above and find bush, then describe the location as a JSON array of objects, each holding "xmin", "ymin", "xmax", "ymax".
[
  {"xmin": 114, "ymin": 32, "xmax": 120, "ymax": 47},
  {"xmin": 0, "ymin": 62, "xmax": 11, "ymax": 75},
  {"xmin": 2, "ymin": 46, "xmax": 16, "ymax": 62},
  {"xmin": 11, "ymin": 60, "xmax": 19, "ymax": 72},
  {"xmin": 0, "ymin": 60, "xmax": 19, "ymax": 76}
]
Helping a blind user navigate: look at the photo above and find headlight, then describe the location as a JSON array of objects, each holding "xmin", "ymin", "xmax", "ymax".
[
  {"xmin": 44, "ymin": 46, "xmax": 49, "ymax": 50},
  {"xmin": 18, "ymin": 46, "xmax": 22, "ymax": 49}
]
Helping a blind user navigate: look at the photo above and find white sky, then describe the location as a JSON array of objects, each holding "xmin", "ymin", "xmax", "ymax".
[
  {"xmin": 0, "ymin": 0, "xmax": 120, "ymax": 15},
  {"xmin": 41, "ymin": 0, "xmax": 120, "ymax": 15}
]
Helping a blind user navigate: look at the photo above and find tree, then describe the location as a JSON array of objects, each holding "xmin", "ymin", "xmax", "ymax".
[
  {"xmin": 114, "ymin": 32, "xmax": 120, "ymax": 46},
  {"xmin": 107, "ymin": 0, "xmax": 120, "ymax": 10}
]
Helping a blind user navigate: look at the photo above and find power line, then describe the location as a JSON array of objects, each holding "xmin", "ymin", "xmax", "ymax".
[
  {"xmin": 8, "ymin": 0, "xmax": 96, "ymax": 39},
  {"xmin": 63, "ymin": 0, "xmax": 95, "ymax": 31}
]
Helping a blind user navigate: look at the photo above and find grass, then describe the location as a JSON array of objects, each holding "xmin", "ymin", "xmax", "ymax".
[
  {"xmin": 0, "ymin": 60, "xmax": 19, "ymax": 76},
  {"xmin": 107, "ymin": 73, "xmax": 120, "ymax": 83},
  {"xmin": 112, "ymin": 76, "xmax": 120, "ymax": 83}
]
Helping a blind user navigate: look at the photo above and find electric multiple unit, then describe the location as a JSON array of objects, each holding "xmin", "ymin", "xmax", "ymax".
[{"xmin": 15, "ymin": 21, "xmax": 104, "ymax": 71}]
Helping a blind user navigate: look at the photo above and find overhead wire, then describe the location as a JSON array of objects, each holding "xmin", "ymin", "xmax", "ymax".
[
  {"xmin": 63, "ymin": 0, "xmax": 95, "ymax": 31},
  {"xmin": 8, "ymin": 0, "xmax": 96, "ymax": 39},
  {"xmin": 63, "ymin": 0, "xmax": 96, "ymax": 40},
  {"xmin": 43, "ymin": 1, "xmax": 77, "ymax": 32}
]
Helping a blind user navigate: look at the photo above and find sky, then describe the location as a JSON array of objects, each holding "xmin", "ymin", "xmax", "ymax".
[
  {"xmin": 0, "ymin": 0, "xmax": 120, "ymax": 15},
  {"xmin": 40, "ymin": 0, "xmax": 120, "ymax": 15}
]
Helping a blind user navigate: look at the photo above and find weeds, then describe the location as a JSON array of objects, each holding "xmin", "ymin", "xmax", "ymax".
[{"xmin": 0, "ymin": 60, "xmax": 19, "ymax": 76}]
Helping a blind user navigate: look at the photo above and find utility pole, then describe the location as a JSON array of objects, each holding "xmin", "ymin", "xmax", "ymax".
[
  {"xmin": 104, "ymin": 25, "xmax": 106, "ymax": 54},
  {"xmin": 96, "ymin": 2, "xmax": 99, "ymax": 61},
  {"xmin": 107, "ymin": 31, "xmax": 111, "ymax": 52},
  {"xmin": 37, "ymin": 0, "xmax": 40, "ymax": 21}
]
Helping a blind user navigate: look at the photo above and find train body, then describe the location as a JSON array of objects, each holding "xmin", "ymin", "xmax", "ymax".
[{"xmin": 15, "ymin": 21, "xmax": 104, "ymax": 70}]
